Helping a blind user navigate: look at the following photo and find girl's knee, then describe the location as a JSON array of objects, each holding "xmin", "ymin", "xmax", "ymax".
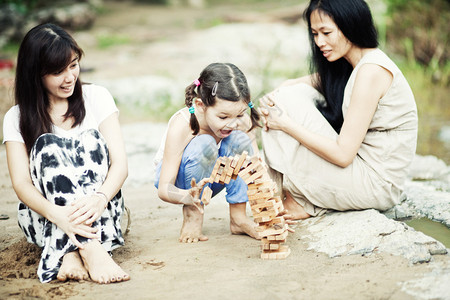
[
  {"xmin": 184, "ymin": 134, "xmax": 218, "ymax": 160},
  {"xmin": 220, "ymin": 130, "xmax": 253, "ymax": 156}
]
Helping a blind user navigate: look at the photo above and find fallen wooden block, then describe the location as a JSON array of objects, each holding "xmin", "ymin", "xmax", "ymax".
[{"xmin": 201, "ymin": 185, "xmax": 213, "ymax": 205}]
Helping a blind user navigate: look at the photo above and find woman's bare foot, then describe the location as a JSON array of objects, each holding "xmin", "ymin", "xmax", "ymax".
[
  {"xmin": 57, "ymin": 251, "xmax": 89, "ymax": 282},
  {"xmin": 229, "ymin": 203, "xmax": 260, "ymax": 239},
  {"xmin": 179, "ymin": 204, "xmax": 208, "ymax": 243},
  {"xmin": 283, "ymin": 190, "xmax": 310, "ymax": 220},
  {"xmin": 78, "ymin": 240, "xmax": 130, "ymax": 284}
]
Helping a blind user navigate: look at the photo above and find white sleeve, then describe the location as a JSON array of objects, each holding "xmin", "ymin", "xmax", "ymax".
[
  {"xmin": 84, "ymin": 84, "xmax": 119, "ymax": 126},
  {"xmin": 2, "ymin": 105, "xmax": 24, "ymax": 144}
]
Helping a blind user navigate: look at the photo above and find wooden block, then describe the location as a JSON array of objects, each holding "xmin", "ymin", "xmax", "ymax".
[
  {"xmin": 224, "ymin": 174, "xmax": 232, "ymax": 184},
  {"xmin": 261, "ymin": 245, "xmax": 291, "ymax": 260},
  {"xmin": 225, "ymin": 157, "xmax": 234, "ymax": 177},
  {"xmin": 254, "ymin": 177, "xmax": 273, "ymax": 185},
  {"xmin": 230, "ymin": 154, "xmax": 240, "ymax": 168},
  {"xmin": 247, "ymin": 188, "xmax": 259, "ymax": 196},
  {"xmin": 201, "ymin": 185, "xmax": 213, "ymax": 205},
  {"xmin": 255, "ymin": 181, "xmax": 277, "ymax": 193},
  {"xmin": 248, "ymin": 190, "xmax": 274, "ymax": 201},
  {"xmin": 256, "ymin": 223, "xmax": 288, "ymax": 238},
  {"xmin": 249, "ymin": 198, "xmax": 270, "ymax": 207},
  {"xmin": 209, "ymin": 159, "xmax": 222, "ymax": 183},
  {"xmin": 254, "ymin": 215, "xmax": 273, "ymax": 223},
  {"xmin": 256, "ymin": 221, "xmax": 285, "ymax": 233},
  {"xmin": 247, "ymin": 182, "xmax": 267, "ymax": 190},
  {"xmin": 257, "ymin": 224, "xmax": 287, "ymax": 238},
  {"xmin": 214, "ymin": 165, "xmax": 224, "ymax": 183},
  {"xmin": 261, "ymin": 237, "xmax": 287, "ymax": 245},
  {"xmin": 267, "ymin": 229, "xmax": 289, "ymax": 241},
  {"xmin": 252, "ymin": 203, "xmax": 280, "ymax": 219},
  {"xmin": 250, "ymin": 199, "xmax": 277, "ymax": 212},
  {"xmin": 252, "ymin": 209, "xmax": 278, "ymax": 220},
  {"xmin": 243, "ymin": 168, "xmax": 266, "ymax": 184},
  {"xmin": 238, "ymin": 157, "xmax": 260, "ymax": 175},
  {"xmin": 258, "ymin": 216, "xmax": 284, "ymax": 227},
  {"xmin": 219, "ymin": 160, "xmax": 229, "ymax": 183},
  {"xmin": 261, "ymin": 242, "xmax": 282, "ymax": 251},
  {"xmin": 233, "ymin": 151, "xmax": 248, "ymax": 175}
]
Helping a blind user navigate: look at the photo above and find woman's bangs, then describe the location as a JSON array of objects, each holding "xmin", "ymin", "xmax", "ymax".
[{"xmin": 41, "ymin": 40, "xmax": 76, "ymax": 75}]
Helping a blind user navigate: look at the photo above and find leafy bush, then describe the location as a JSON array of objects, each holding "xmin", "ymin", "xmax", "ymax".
[{"xmin": 385, "ymin": 0, "xmax": 449, "ymax": 70}]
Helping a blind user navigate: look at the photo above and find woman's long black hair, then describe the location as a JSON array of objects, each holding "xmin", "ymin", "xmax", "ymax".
[
  {"xmin": 15, "ymin": 23, "xmax": 85, "ymax": 153},
  {"xmin": 304, "ymin": 0, "xmax": 378, "ymax": 132},
  {"xmin": 184, "ymin": 62, "xmax": 260, "ymax": 135}
]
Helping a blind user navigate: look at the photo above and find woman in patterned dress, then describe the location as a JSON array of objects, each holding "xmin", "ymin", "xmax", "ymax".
[{"xmin": 3, "ymin": 23, "xmax": 129, "ymax": 284}]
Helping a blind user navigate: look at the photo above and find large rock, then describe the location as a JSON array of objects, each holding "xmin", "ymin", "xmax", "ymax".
[{"xmin": 299, "ymin": 209, "xmax": 447, "ymax": 264}]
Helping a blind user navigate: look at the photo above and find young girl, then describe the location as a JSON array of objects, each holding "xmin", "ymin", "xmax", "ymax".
[
  {"xmin": 3, "ymin": 23, "xmax": 129, "ymax": 284},
  {"xmin": 154, "ymin": 63, "xmax": 261, "ymax": 243},
  {"xmin": 260, "ymin": 0, "xmax": 418, "ymax": 219}
]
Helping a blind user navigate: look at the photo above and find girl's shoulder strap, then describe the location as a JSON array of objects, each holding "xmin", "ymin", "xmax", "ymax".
[{"xmin": 168, "ymin": 108, "xmax": 190, "ymax": 124}]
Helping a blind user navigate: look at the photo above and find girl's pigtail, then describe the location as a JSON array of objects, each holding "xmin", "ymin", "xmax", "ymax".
[
  {"xmin": 248, "ymin": 105, "xmax": 261, "ymax": 131},
  {"xmin": 185, "ymin": 82, "xmax": 200, "ymax": 135}
]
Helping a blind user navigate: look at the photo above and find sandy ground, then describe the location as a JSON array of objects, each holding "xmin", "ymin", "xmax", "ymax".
[
  {"xmin": 0, "ymin": 145, "xmax": 447, "ymax": 299},
  {"xmin": 0, "ymin": 1, "xmax": 447, "ymax": 299}
]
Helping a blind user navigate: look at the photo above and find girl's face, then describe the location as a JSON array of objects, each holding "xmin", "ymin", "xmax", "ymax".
[
  {"xmin": 42, "ymin": 52, "xmax": 80, "ymax": 103},
  {"xmin": 310, "ymin": 10, "xmax": 353, "ymax": 62},
  {"xmin": 201, "ymin": 98, "xmax": 248, "ymax": 139}
]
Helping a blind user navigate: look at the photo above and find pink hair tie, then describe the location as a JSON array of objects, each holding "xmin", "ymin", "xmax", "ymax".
[{"xmin": 194, "ymin": 79, "xmax": 201, "ymax": 86}]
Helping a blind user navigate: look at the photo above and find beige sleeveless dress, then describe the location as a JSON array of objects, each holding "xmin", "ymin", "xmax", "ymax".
[{"xmin": 262, "ymin": 49, "xmax": 418, "ymax": 216}]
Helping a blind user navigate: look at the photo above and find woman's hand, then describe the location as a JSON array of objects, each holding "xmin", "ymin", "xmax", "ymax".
[
  {"xmin": 69, "ymin": 194, "xmax": 106, "ymax": 226},
  {"xmin": 51, "ymin": 204, "xmax": 98, "ymax": 249},
  {"xmin": 258, "ymin": 91, "xmax": 292, "ymax": 132},
  {"xmin": 186, "ymin": 178, "xmax": 209, "ymax": 214}
]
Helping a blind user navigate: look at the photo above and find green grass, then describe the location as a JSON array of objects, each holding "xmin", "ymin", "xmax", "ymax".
[
  {"xmin": 0, "ymin": 41, "xmax": 20, "ymax": 57},
  {"xmin": 97, "ymin": 34, "xmax": 131, "ymax": 49},
  {"xmin": 395, "ymin": 57, "xmax": 450, "ymax": 164}
]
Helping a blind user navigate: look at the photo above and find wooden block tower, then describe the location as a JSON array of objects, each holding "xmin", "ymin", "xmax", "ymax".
[{"xmin": 202, "ymin": 151, "xmax": 291, "ymax": 260}]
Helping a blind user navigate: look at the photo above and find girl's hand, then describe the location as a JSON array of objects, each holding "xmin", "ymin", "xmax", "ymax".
[
  {"xmin": 51, "ymin": 205, "xmax": 98, "ymax": 249},
  {"xmin": 69, "ymin": 194, "xmax": 106, "ymax": 226},
  {"xmin": 258, "ymin": 92, "xmax": 292, "ymax": 132},
  {"xmin": 188, "ymin": 178, "xmax": 209, "ymax": 214}
]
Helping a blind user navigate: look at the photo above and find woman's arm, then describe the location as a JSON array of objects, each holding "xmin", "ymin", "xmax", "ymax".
[
  {"xmin": 157, "ymin": 114, "xmax": 201, "ymax": 205},
  {"xmin": 96, "ymin": 112, "xmax": 128, "ymax": 199},
  {"xmin": 261, "ymin": 64, "xmax": 392, "ymax": 167},
  {"xmin": 5, "ymin": 141, "xmax": 97, "ymax": 248},
  {"xmin": 278, "ymin": 74, "xmax": 314, "ymax": 89}
]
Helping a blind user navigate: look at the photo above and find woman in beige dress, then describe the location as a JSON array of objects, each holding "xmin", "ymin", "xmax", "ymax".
[{"xmin": 260, "ymin": 0, "xmax": 418, "ymax": 219}]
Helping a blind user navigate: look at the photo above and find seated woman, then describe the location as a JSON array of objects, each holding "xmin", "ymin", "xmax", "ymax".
[
  {"xmin": 259, "ymin": 0, "xmax": 418, "ymax": 219},
  {"xmin": 3, "ymin": 23, "xmax": 129, "ymax": 284}
]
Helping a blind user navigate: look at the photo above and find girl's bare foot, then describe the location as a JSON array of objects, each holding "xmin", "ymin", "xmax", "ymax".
[
  {"xmin": 179, "ymin": 205, "xmax": 208, "ymax": 243},
  {"xmin": 283, "ymin": 190, "xmax": 310, "ymax": 220},
  {"xmin": 229, "ymin": 203, "xmax": 260, "ymax": 239},
  {"xmin": 79, "ymin": 240, "xmax": 130, "ymax": 284},
  {"xmin": 57, "ymin": 251, "xmax": 89, "ymax": 282}
]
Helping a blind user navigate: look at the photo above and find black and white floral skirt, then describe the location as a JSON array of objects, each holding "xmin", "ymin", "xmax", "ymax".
[{"xmin": 18, "ymin": 129, "xmax": 124, "ymax": 283}]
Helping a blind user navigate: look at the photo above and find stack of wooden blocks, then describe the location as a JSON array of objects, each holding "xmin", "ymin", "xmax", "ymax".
[{"xmin": 201, "ymin": 151, "xmax": 291, "ymax": 260}]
